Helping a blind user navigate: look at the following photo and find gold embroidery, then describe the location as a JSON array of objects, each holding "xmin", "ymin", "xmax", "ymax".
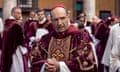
[
  {"xmin": 52, "ymin": 49, "xmax": 64, "ymax": 60},
  {"xmin": 87, "ymin": 49, "xmax": 94, "ymax": 63},
  {"xmin": 80, "ymin": 40, "xmax": 89, "ymax": 45},
  {"xmin": 76, "ymin": 43, "xmax": 97, "ymax": 71},
  {"xmin": 76, "ymin": 57, "xmax": 94, "ymax": 71},
  {"xmin": 77, "ymin": 50, "xmax": 84, "ymax": 56},
  {"xmin": 70, "ymin": 47, "xmax": 77, "ymax": 53},
  {"xmin": 48, "ymin": 36, "xmax": 71, "ymax": 61},
  {"xmin": 83, "ymin": 61, "xmax": 88, "ymax": 66}
]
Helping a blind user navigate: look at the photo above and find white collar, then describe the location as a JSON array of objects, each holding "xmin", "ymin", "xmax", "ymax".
[
  {"xmin": 8, "ymin": 16, "xmax": 15, "ymax": 19},
  {"xmin": 39, "ymin": 18, "xmax": 46, "ymax": 24},
  {"xmin": 29, "ymin": 17, "xmax": 36, "ymax": 20}
]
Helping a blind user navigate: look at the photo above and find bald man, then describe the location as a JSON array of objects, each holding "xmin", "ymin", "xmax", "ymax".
[{"xmin": 31, "ymin": 4, "xmax": 98, "ymax": 72}]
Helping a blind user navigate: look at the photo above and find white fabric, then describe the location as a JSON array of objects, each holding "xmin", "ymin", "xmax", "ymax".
[
  {"xmin": 85, "ymin": 26, "xmax": 91, "ymax": 34},
  {"xmin": 10, "ymin": 45, "xmax": 27, "ymax": 72},
  {"xmin": 29, "ymin": 18, "xmax": 36, "ymax": 20},
  {"xmin": 0, "ymin": 18, "xmax": 3, "ymax": 33},
  {"xmin": 90, "ymin": 42, "xmax": 98, "ymax": 67},
  {"xmin": 40, "ymin": 63, "xmax": 46, "ymax": 72},
  {"xmin": 83, "ymin": 20, "xmax": 87, "ymax": 27},
  {"xmin": 102, "ymin": 23, "xmax": 119, "ymax": 66},
  {"xmin": 105, "ymin": 23, "xmax": 120, "ymax": 72},
  {"xmin": 102, "ymin": 24, "xmax": 120, "ymax": 72},
  {"xmin": 59, "ymin": 62, "xmax": 71, "ymax": 72},
  {"xmin": 36, "ymin": 28, "xmax": 49, "ymax": 39},
  {"xmin": 39, "ymin": 18, "xmax": 46, "ymax": 24},
  {"xmin": 8, "ymin": 16, "xmax": 15, "ymax": 19},
  {"xmin": 40, "ymin": 62, "xmax": 70, "ymax": 72},
  {"xmin": 85, "ymin": 26, "xmax": 99, "ymax": 47},
  {"xmin": 29, "ymin": 28, "xmax": 49, "ymax": 48},
  {"xmin": 29, "ymin": 36, "xmax": 35, "ymax": 48}
]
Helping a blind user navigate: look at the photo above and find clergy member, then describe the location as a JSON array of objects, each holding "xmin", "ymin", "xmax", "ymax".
[
  {"xmin": 109, "ymin": 23, "xmax": 120, "ymax": 72},
  {"xmin": 102, "ymin": 16, "xmax": 119, "ymax": 72},
  {"xmin": 1, "ymin": 7, "xmax": 29, "ymax": 72},
  {"xmin": 31, "ymin": 4, "xmax": 98, "ymax": 72},
  {"xmin": 23, "ymin": 11, "xmax": 39, "ymax": 50},
  {"xmin": 27, "ymin": 9, "xmax": 54, "ymax": 46},
  {"xmin": 95, "ymin": 15, "xmax": 118, "ymax": 72}
]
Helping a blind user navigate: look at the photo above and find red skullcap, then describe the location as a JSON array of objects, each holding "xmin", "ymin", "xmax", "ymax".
[
  {"xmin": 51, "ymin": 4, "xmax": 66, "ymax": 10},
  {"xmin": 111, "ymin": 15, "xmax": 117, "ymax": 19}
]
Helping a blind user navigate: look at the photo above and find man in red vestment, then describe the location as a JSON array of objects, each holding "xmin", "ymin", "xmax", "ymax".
[
  {"xmin": 31, "ymin": 4, "xmax": 98, "ymax": 72},
  {"xmin": 25, "ymin": 10, "xmax": 54, "ymax": 47},
  {"xmin": 24, "ymin": 11, "xmax": 37, "ymax": 40},
  {"xmin": 1, "ymin": 7, "xmax": 29, "ymax": 72},
  {"xmin": 23, "ymin": 11, "xmax": 38, "ymax": 48},
  {"xmin": 95, "ymin": 16, "xmax": 116, "ymax": 72},
  {"xmin": 28, "ymin": 9, "xmax": 54, "ymax": 38}
]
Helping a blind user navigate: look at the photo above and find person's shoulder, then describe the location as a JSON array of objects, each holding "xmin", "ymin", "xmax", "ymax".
[
  {"xmin": 10, "ymin": 24, "xmax": 22, "ymax": 31},
  {"xmin": 41, "ymin": 32, "xmax": 53, "ymax": 40},
  {"xmin": 5, "ymin": 18, "xmax": 16, "ymax": 25}
]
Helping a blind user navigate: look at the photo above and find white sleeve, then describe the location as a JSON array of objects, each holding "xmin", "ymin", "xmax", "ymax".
[
  {"xmin": 40, "ymin": 62, "xmax": 71, "ymax": 72},
  {"xmin": 59, "ymin": 61, "xmax": 70, "ymax": 72}
]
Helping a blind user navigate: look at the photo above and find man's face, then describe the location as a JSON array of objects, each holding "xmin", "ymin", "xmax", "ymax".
[
  {"xmin": 79, "ymin": 13, "xmax": 86, "ymax": 23},
  {"xmin": 13, "ymin": 8, "xmax": 22, "ymax": 20},
  {"xmin": 92, "ymin": 16, "xmax": 98, "ymax": 24},
  {"xmin": 51, "ymin": 7, "xmax": 69, "ymax": 33},
  {"xmin": 30, "ymin": 11, "xmax": 36, "ymax": 18},
  {"xmin": 37, "ymin": 11, "xmax": 45, "ymax": 21}
]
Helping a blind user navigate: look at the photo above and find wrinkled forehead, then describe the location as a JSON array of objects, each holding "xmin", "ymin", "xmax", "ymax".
[
  {"xmin": 15, "ymin": 8, "xmax": 22, "ymax": 13},
  {"xmin": 51, "ymin": 7, "xmax": 67, "ymax": 18}
]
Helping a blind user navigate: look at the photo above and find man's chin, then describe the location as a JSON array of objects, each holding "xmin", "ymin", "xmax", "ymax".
[{"xmin": 57, "ymin": 30, "xmax": 66, "ymax": 33}]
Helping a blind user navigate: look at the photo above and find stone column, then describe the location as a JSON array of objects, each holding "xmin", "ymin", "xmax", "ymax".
[
  {"xmin": 115, "ymin": 0, "xmax": 120, "ymax": 17},
  {"xmin": 83, "ymin": 0, "xmax": 95, "ymax": 21},
  {"xmin": 3, "ymin": 0, "xmax": 17, "ymax": 20}
]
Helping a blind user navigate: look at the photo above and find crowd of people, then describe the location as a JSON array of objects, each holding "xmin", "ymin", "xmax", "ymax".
[{"xmin": 0, "ymin": 4, "xmax": 120, "ymax": 72}]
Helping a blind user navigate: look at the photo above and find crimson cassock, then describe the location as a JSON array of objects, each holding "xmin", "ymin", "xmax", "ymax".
[
  {"xmin": 1, "ymin": 19, "xmax": 29, "ymax": 72},
  {"xmin": 95, "ymin": 19, "xmax": 110, "ymax": 72},
  {"xmin": 24, "ymin": 19, "xmax": 38, "ymax": 40},
  {"xmin": 31, "ymin": 25, "xmax": 98, "ymax": 72}
]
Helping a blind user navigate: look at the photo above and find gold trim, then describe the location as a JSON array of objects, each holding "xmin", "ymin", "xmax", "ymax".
[
  {"xmin": 41, "ymin": 47, "xmax": 48, "ymax": 54},
  {"xmin": 48, "ymin": 37, "xmax": 54, "ymax": 58},
  {"xmin": 76, "ymin": 57, "xmax": 94, "ymax": 71},
  {"xmin": 66, "ymin": 36, "xmax": 71, "ymax": 60},
  {"xmin": 70, "ymin": 47, "xmax": 77, "ymax": 53}
]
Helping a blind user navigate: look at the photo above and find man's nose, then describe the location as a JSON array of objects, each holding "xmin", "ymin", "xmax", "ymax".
[{"xmin": 57, "ymin": 19, "xmax": 62, "ymax": 25}]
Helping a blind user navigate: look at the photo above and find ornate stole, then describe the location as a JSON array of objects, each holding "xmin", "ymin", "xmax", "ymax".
[{"xmin": 48, "ymin": 36, "xmax": 71, "ymax": 61}]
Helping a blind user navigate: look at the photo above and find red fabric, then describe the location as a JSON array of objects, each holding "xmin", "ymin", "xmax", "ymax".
[
  {"xmin": 52, "ymin": 25, "xmax": 78, "ymax": 38},
  {"xmin": 31, "ymin": 25, "xmax": 97, "ymax": 72},
  {"xmin": 1, "ymin": 23, "xmax": 24, "ymax": 72},
  {"xmin": 51, "ymin": 4, "xmax": 65, "ymax": 10},
  {"xmin": 23, "ymin": 55, "xmax": 29, "ymax": 72}
]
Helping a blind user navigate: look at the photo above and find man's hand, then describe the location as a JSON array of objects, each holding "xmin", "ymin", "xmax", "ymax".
[{"xmin": 45, "ymin": 58, "xmax": 59, "ymax": 72}]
